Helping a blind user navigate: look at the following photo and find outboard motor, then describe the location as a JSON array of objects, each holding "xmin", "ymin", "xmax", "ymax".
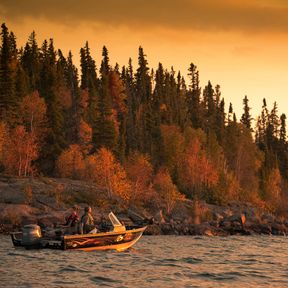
[{"xmin": 21, "ymin": 224, "xmax": 42, "ymax": 248}]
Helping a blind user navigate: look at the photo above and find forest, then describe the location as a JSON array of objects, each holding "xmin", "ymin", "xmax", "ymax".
[{"xmin": 0, "ymin": 23, "xmax": 288, "ymax": 215}]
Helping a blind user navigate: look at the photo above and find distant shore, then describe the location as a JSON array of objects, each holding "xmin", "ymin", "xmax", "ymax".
[{"xmin": 1, "ymin": 175, "xmax": 287, "ymax": 236}]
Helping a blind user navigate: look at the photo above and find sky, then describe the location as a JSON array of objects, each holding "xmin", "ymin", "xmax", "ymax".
[{"xmin": 1, "ymin": 0, "xmax": 288, "ymax": 120}]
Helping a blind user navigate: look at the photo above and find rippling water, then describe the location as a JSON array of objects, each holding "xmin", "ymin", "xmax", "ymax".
[{"xmin": 1, "ymin": 235, "xmax": 288, "ymax": 287}]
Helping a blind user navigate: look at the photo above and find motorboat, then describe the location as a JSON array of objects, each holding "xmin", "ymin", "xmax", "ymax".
[{"xmin": 11, "ymin": 212, "xmax": 147, "ymax": 252}]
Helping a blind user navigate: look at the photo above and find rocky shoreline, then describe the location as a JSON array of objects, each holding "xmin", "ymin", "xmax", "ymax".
[{"xmin": 0, "ymin": 176, "xmax": 287, "ymax": 237}]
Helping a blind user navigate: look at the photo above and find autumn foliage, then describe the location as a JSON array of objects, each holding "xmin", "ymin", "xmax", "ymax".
[
  {"xmin": 1, "ymin": 92, "xmax": 47, "ymax": 176},
  {"xmin": 177, "ymin": 138, "xmax": 218, "ymax": 197},
  {"xmin": 2, "ymin": 23, "xmax": 288, "ymax": 215},
  {"xmin": 3, "ymin": 126, "xmax": 38, "ymax": 176},
  {"xmin": 20, "ymin": 91, "xmax": 47, "ymax": 139},
  {"xmin": 153, "ymin": 167, "xmax": 184, "ymax": 214},
  {"xmin": 56, "ymin": 144, "xmax": 85, "ymax": 179},
  {"xmin": 84, "ymin": 147, "xmax": 131, "ymax": 201},
  {"xmin": 125, "ymin": 152, "xmax": 157, "ymax": 205}
]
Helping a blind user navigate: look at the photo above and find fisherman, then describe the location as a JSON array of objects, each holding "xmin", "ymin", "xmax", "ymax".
[
  {"xmin": 80, "ymin": 206, "xmax": 95, "ymax": 234},
  {"xmin": 65, "ymin": 205, "xmax": 80, "ymax": 227}
]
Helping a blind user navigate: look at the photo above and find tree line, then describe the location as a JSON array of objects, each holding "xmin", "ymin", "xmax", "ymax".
[{"xmin": 0, "ymin": 23, "xmax": 287, "ymax": 214}]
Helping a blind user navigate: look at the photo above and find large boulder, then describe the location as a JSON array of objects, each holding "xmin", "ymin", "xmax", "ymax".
[{"xmin": 144, "ymin": 224, "xmax": 162, "ymax": 235}]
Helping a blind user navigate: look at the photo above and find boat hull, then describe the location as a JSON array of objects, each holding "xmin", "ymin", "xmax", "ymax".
[
  {"xmin": 11, "ymin": 227, "xmax": 146, "ymax": 252},
  {"xmin": 63, "ymin": 227, "xmax": 146, "ymax": 251}
]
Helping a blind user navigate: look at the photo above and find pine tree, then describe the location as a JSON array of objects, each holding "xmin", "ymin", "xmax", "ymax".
[
  {"xmin": 215, "ymin": 96, "xmax": 225, "ymax": 145},
  {"xmin": 187, "ymin": 63, "xmax": 202, "ymax": 128},
  {"xmin": 280, "ymin": 114, "xmax": 287, "ymax": 144},
  {"xmin": 80, "ymin": 42, "xmax": 98, "ymax": 127},
  {"xmin": 66, "ymin": 51, "xmax": 81, "ymax": 144},
  {"xmin": 176, "ymin": 72, "xmax": 187, "ymax": 129},
  {"xmin": 240, "ymin": 95, "xmax": 252, "ymax": 130},
  {"xmin": 228, "ymin": 103, "xmax": 233, "ymax": 123},
  {"xmin": 0, "ymin": 23, "xmax": 17, "ymax": 124},
  {"xmin": 38, "ymin": 39, "xmax": 66, "ymax": 174},
  {"xmin": 21, "ymin": 31, "xmax": 40, "ymax": 92},
  {"xmin": 123, "ymin": 58, "xmax": 138, "ymax": 153},
  {"xmin": 278, "ymin": 113, "xmax": 288, "ymax": 179},
  {"xmin": 135, "ymin": 46, "xmax": 153, "ymax": 154},
  {"xmin": 93, "ymin": 46, "xmax": 116, "ymax": 151},
  {"xmin": 202, "ymin": 81, "xmax": 215, "ymax": 133}
]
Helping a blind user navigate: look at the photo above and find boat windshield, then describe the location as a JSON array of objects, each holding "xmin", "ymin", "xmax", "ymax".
[{"xmin": 108, "ymin": 212, "xmax": 122, "ymax": 227}]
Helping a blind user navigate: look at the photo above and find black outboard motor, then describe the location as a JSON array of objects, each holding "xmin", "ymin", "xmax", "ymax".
[{"xmin": 21, "ymin": 224, "xmax": 42, "ymax": 248}]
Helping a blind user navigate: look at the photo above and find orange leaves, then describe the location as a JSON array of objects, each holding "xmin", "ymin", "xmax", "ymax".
[
  {"xmin": 56, "ymin": 146, "xmax": 132, "ymax": 201},
  {"xmin": 56, "ymin": 144, "xmax": 85, "ymax": 179},
  {"xmin": 3, "ymin": 126, "xmax": 38, "ymax": 176},
  {"xmin": 84, "ymin": 147, "xmax": 131, "ymax": 201},
  {"xmin": 265, "ymin": 168, "xmax": 282, "ymax": 202},
  {"xmin": 2, "ymin": 91, "xmax": 48, "ymax": 176},
  {"xmin": 125, "ymin": 152, "xmax": 154, "ymax": 203},
  {"xmin": 20, "ymin": 91, "xmax": 47, "ymax": 137},
  {"xmin": 177, "ymin": 138, "xmax": 218, "ymax": 196},
  {"xmin": 153, "ymin": 167, "xmax": 184, "ymax": 214}
]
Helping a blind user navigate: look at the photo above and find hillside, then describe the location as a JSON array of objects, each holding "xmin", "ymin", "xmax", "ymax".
[{"xmin": 1, "ymin": 176, "xmax": 288, "ymax": 237}]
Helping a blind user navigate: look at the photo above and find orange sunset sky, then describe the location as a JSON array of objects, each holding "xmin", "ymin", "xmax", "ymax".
[{"xmin": 1, "ymin": 0, "xmax": 288, "ymax": 120}]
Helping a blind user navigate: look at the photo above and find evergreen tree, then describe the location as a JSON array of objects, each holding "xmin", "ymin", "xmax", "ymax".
[
  {"xmin": 168, "ymin": 68, "xmax": 179, "ymax": 125},
  {"xmin": 38, "ymin": 39, "xmax": 66, "ymax": 174},
  {"xmin": 187, "ymin": 63, "xmax": 202, "ymax": 128},
  {"xmin": 202, "ymin": 81, "xmax": 215, "ymax": 133},
  {"xmin": 278, "ymin": 113, "xmax": 288, "ymax": 179},
  {"xmin": 228, "ymin": 103, "xmax": 233, "ymax": 123},
  {"xmin": 21, "ymin": 31, "xmax": 40, "ymax": 92},
  {"xmin": 176, "ymin": 72, "xmax": 187, "ymax": 129},
  {"xmin": 280, "ymin": 113, "xmax": 287, "ymax": 144},
  {"xmin": 240, "ymin": 95, "xmax": 253, "ymax": 130},
  {"xmin": 80, "ymin": 42, "xmax": 98, "ymax": 126},
  {"xmin": 135, "ymin": 46, "xmax": 153, "ymax": 154},
  {"xmin": 0, "ymin": 23, "xmax": 17, "ymax": 124},
  {"xmin": 93, "ymin": 46, "xmax": 116, "ymax": 151},
  {"xmin": 66, "ymin": 51, "xmax": 81, "ymax": 144},
  {"xmin": 215, "ymin": 96, "xmax": 225, "ymax": 145}
]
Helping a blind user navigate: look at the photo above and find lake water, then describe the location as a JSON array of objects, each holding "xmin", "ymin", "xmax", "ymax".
[{"xmin": 1, "ymin": 235, "xmax": 288, "ymax": 287}]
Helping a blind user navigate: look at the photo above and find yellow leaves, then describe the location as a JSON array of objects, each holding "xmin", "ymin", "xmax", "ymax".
[
  {"xmin": 1, "ymin": 92, "xmax": 48, "ymax": 176},
  {"xmin": 3, "ymin": 125, "xmax": 38, "ymax": 176},
  {"xmin": 84, "ymin": 147, "xmax": 132, "ymax": 201},
  {"xmin": 177, "ymin": 138, "xmax": 219, "ymax": 195},
  {"xmin": 265, "ymin": 168, "xmax": 282, "ymax": 201},
  {"xmin": 56, "ymin": 146, "xmax": 132, "ymax": 201},
  {"xmin": 125, "ymin": 152, "xmax": 155, "ymax": 204},
  {"xmin": 20, "ymin": 91, "xmax": 47, "ymax": 137},
  {"xmin": 153, "ymin": 167, "xmax": 184, "ymax": 214},
  {"xmin": 56, "ymin": 144, "xmax": 85, "ymax": 179}
]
